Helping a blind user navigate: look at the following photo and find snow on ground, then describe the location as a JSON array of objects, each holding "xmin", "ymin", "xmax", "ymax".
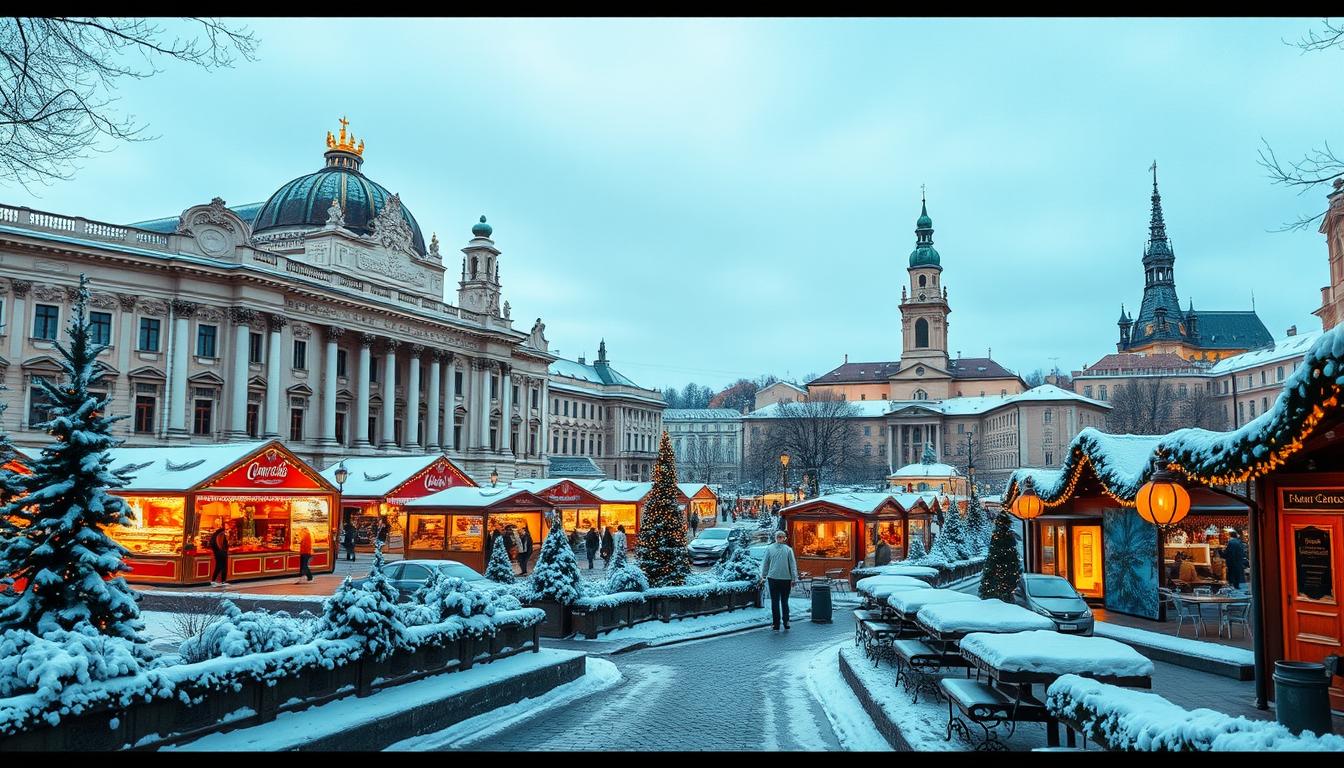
[
  {"xmin": 1095, "ymin": 622, "xmax": 1254, "ymax": 666},
  {"xmin": 387, "ymin": 657, "xmax": 622, "ymax": 750},
  {"xmin": 806, "ymin": 641, "xmax": 891, "ymax": 751},
  {"xmin": 570, "ymin": 598, "xmax": 814, "ymax": 647},
  {"xmin": 166, "ymin": 649, "xmax": 587, "ymax": 751}
]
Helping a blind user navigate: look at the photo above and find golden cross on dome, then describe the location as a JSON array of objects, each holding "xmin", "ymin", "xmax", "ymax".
[{"xmin": 324, "ymin": 116, "xmax": 365, "ymax": 156}]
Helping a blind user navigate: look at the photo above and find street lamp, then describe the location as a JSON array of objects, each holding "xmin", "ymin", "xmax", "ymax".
[
  {"xmin": 779, "ymin": 453, "xmax": 790, "ymax": 509},
  {"xmin": 334, "ymin": 462, "xmax": 349, "ymax": 525},
  {"xmin": 1136, "ymin": 466, "xmax": 1191, "ymax": 592},
  {"xmin": 490, "ymin": 467, "xmax": 499, "ymax": 487},
  {"xmin": 1010, "ymin": 475, "xmax": 1045, "ymax": 571}
]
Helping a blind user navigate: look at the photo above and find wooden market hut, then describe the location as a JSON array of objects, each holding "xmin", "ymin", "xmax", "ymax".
[
  {"xmin": 506, "ymin": 478, "xmax": 607, "ymax": 535},
  {"xmin": 104, "ymin": 440, "xmax": 339, "ymax": 585},
  {"xmin": 319, "ymin": 454, "xmax": 476, "ymax": 551},
  {"xmin": 778, "ymin": 492, "xmax": 941, "ymax": 579},
  {"xmin": 400, "ymin": 486, "xmax": 552, "ymax": 572}
]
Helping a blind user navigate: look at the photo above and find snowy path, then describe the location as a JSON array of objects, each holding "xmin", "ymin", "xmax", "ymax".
[{"xmin": 461, "ymin": 613, "xmax": 862, "ymax": 751}]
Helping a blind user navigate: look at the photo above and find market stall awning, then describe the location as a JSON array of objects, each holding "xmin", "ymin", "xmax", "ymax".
[
  {"xmin": 108, "ymin": 440, "xmax": 333, "ymax": 493},
  {"xmin": 319, "ymin": 454, "xmax": 475, "ymax": 500}
]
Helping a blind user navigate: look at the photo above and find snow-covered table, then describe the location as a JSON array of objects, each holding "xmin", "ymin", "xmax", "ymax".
[
  {"xmin": 958, "ymin": 629, "xmax": 1155, "ymax": 748},
  {"xmin": 915, "ymin": 599, "xmax": 1056, "ymax": 642},
  {"xmin": 856, "ymin": 575, "xmax": 931, "ymax": 603},
  {"xmin": 886, "ymin": 588, "xmax": 980, "ymax": 618},
  {"xmin": 852, "ymin": 564, "xmax": 939, "ymax": 582}
]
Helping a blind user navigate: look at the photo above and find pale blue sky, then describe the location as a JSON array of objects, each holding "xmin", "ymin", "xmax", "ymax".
[{"xmin": 6, "ymin": 18, "xmax": 1340, "ymax": 392}]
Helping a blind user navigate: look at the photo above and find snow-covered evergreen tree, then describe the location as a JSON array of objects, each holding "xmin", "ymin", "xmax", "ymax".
[
  {"xmin": 606, "ymin": 545, "xmax": 649, "ymax": 593},
  {"xmin": 635, "ymin": 432, "xmax": 691, "ymax": 586},
  {"xmin": 921, "ymin": 441, "xmax": 938, "ymax": 465},
  {"xmin": 528, "ymin": 518, "xmax": 584, "ymax": 604},
  {"xmin": 0, "ymin": 275, "xmax": 143, "ymax": 645},
  {"xmin": 317, "ymin": 539, "xmax": 407, "ymax": 659},
  {"xmin": 485, "ymin": 533, "xmax": 516, "ymax": 584},
  {"xmin": 979, "ymin": 510, "xmax": 1023, "ymax": 601},
  {"xmin": 963, "ymin": 491, "xmax": 990, "ymax": 556},
  {"xmin": 758, "ymin": 510, "xmax": 774, "ymax": 530},
  {"xmin": 904, "ymin": 532, "xmax": 927, "ymax": 561},
  {"xmin": 716, "ymin": 539, "xmax": 760, "ymax": 582},
  {"xmin": 928, "ymin": 506, "xmax": 970, "ymax": 563}
]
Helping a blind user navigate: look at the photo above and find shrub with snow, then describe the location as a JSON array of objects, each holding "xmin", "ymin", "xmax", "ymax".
[
  {"xmin": 606, "ymin": 546, "xmax": 649, "ymax": 593},
  {"xmin": 315, "ymin": 542, "xmax": 407, "ymax": 660},
  {"xmin": 0, "ymin": 622, "xmax": 148, "ymax": 699},
  {"xmin": 527, "ymin": 522, "xmax": 584, "ymax": 605},
  {"xmin": 716, "ymin": 541, "xmax": 761, "ymax": 583},
  {"xmin": 485, "ymin": 534, "xmax": 516, "ymax": 584},
  {"xmin": 178, "ymin": 600, "xmax": 311, "ymax": 663},
  {"xmin": 904, "ymin": 533, "xmax": 927, "ymax": 561}
]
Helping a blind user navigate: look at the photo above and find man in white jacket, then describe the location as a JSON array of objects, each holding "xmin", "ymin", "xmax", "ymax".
[{"xmin": 759, "ymin": 530, "xmax": 799, "ymax": 630}]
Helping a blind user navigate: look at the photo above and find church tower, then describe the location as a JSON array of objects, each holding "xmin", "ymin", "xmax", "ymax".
[
  {"xmin": 899, "ymin": 193, "xmax": 951, "ymax": 372},
  {"xmin": 457, "ymin": 215, "xmax": 503, "ymax": 316}
]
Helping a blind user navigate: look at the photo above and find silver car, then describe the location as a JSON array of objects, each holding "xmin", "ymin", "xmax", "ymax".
[
  {"xmin": 688, "ymin": 528, "xmax": 738, "ymax": 565},
  {"xmin": 1012, "ymin": 573, "xmax": 1094, "ymax": 636},
  {"xmin": 351, "ymin": 559, "xmax": 485, "ymax": 602}
]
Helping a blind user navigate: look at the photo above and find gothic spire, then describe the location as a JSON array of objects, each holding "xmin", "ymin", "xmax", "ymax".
[{"xmin": 1148, "ymin": 160, "xmax": 1168, "ymax": 246}]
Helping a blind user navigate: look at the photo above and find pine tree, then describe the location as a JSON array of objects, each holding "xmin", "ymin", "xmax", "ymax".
[
  {"xmin": 921, "ymin": 441, "xmax": 937, "ymax": 465},
  {"xmin": 0, "ymin": 275, "xmax": 143, "ymax": 645},
  {"xmin": 963, "ymin": 491, "xmax": 990, "ymax": 556},
  {"xmin": 485, "ymin": 533, "xmax": 516, "ymax": 584},
  {"xmin": 317, "ymin": 539, "xmax": 407, "ymax": 659},
  {"xmin": 716, "ymin": 538, "xmax": 760, "ymax": 583},
  {"xmin": 607, "ymin": 545, "xmax": 649, "ymax": 593},
  {"xmin": 979, "ymin": 510, "xmax": 1023, "ymax": 602},
  {"xmin": 904, "ymin": 532, "xmax": 927, "ymax": 561},
  {"xmin": 529, "ymin": 519, "xmax": 583, "ymax": 604},
  {"xmin": 929, "ymin": 504, "xmax": 970, "ymax": 563},
  {"xmin": 636, "ymin": 431, "xmax": 691, "ymax": 587}
]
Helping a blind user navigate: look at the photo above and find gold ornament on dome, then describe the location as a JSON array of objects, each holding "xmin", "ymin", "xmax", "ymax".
[{"xmin": 325, "ymin": 116, "xmax": 365, "ymax": 156}]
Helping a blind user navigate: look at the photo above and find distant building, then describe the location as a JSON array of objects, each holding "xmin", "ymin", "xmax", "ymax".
[
  {"xmin": 665, "ymin": 408, "xmax": 744, "ymax": 485},
  {"xmin": 1316, "ymin": 178, "xmax": 1344, "ymax": 332},
  {"xmin": 755, "ymin": 380, "xmax": 807, "ymax": 408}
]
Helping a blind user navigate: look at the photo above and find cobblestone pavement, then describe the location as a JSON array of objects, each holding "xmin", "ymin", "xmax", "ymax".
[{"xmin": 465, "ymin": 612, "xmax": 859, "ymax": 751}]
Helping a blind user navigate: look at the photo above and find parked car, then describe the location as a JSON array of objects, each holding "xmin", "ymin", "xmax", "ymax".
[
  {"xmin": 1012, "ymin": 573, "xmax": 1094, "ymax": 635},
  {"xmin": 688, "ymin": 527, "xmax": 740, "ymax": 565},
  {"xmin": 351, "ymin": 559, "xmax": 486, "ymax": 603},
  {"xmin": 746, "ymin": 543, "xmax": 770, "ymax": 561}
]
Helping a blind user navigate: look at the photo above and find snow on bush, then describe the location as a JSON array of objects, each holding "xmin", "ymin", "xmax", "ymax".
[
  {"xmin": 315, "ymin": 543, "xmax": 407, "ymax": 660},
  {"xmin": 0, "ymin": 622, "xmax": 148, "ymax": 698},
  {"xmin": 527, "ymin": 522, "xmax": 584, "ymax": 605},
  {"xmin": 485, "ymin": 534, "xmax": 516, "ymax": 584},
  {"xmin": 904, "ymin": 534, "xmax": 927, "ymax": 561},
  {"xmin": 715, "ymin": 541, "xmax": 760, "ymax": 583},
  {"xmin": 606, "ymin": 546, "xmax": 649, "ymax": 593},
  {"xmin": 178, "ymin": 600, "xmax": 310, "ymax": 663},
  {"xmin": 1047, "ymin": 674, "xmax": 1344, "ymax": 751}
]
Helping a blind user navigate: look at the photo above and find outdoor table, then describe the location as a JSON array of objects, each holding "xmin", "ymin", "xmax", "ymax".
[
  {"xmin": 857, "ymin": 575, "xmax": 932, "ymax": 607},
  {"xmin": 887, "ymin": 589, "xmax": 980, "ymax": 635},
  {"xmin": 1173, "ymin": 593, "xmax": 1250, "ymax": 637},
  {"xmin": 958, "ymin": 630, "xmax": 1154, "ymax": 747},
  {"xmin": 915, "ymin": 600, "xmax": 1056, "ymax": 647}
]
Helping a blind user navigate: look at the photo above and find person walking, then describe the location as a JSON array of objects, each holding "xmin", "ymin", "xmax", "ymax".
[
  {"xmin": 208, "ymin": 524, "xmax": 230, "ymax": 587},
  {"xmin": 342, "ymin": 521, "xmax": 357, "ymax": 562},
  {"xmin": 376, "ymin": 518, "xmax": 390, "ymax": 548},
  {"xmin": 1222, "ymin": 530, "xmax": 1247, "ymax": 590},
  {"xmin": 517, "ymin": 527, "xmax": 535, "ymax": 576},
  {"xmin": 584, "ymin": 525, "xmax": 600, "ymax": 570},
  {"xmin": 759, "ymin": 530, "xmax": 799, "ymax": 630},
  {"xmin": 296, "ymin": 526, "xmax": 314, "ymax": 583},
  {"xmin": 600, "ymin": 526, "xmax": 615, "ymax": 569},
  {"xmin": 613, "ymin": 524, "xmax": 627, "ymax": 554},
  {"xmin": 689, "ymin": 512, "xmax": 700, "ymax": 537}
]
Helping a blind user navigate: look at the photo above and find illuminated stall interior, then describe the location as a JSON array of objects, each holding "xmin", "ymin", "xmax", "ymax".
[
  {"xmin": 779, "ymin": 492, "xmax": 932, "ymax": 579},
  {"xmin": 319, "ymin": 454, "xmax": 476, "ymax": 551},
  {"xmin": 678, "ymin": 483, "xmax": 719, "ymax": 528},
  {"xmin": 401, "ymin": 486, "xmax": 551, "ymax": 572}
]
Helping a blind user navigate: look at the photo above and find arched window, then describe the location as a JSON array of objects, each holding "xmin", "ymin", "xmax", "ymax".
[
  {"xmin": 913, "ymin": 389, "xmax": 928, "ymax": 400},
  {"xmin": 918, "ymin": 274, "xmax": 927, "ymax": 287},
  {"xmin": 915, "ymin": 318, "xmax": 929, "ymax": 348},
  {"xmin": 470, "ymin": 256, "xmax": 478, "ymax": 278}
]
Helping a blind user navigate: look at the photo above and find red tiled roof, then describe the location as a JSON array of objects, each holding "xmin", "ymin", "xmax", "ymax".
[
  {"xmin": 810, "ymin": 357, "xmax": 1019, "ymax": 385},
  {"xmin": 1082, "ymin": 352, "xmax": 1200, "ymax": 374}
]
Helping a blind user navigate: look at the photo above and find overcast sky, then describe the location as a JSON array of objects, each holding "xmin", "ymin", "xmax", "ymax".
[{"xmin": 6, "ymin": 18, "xmax": 1340, "ymax": 393}]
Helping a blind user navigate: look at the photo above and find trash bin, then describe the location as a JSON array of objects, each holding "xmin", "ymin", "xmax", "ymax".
[
  {"xmin": 1273, "ymin": 661, "xmax": 1334, "ymax": 736},
  {"xmin": 811, "ymin": 578, "xmax": 833, "ymax": 624}
]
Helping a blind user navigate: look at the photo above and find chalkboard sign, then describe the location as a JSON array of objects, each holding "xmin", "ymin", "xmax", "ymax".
[{"xmin": 1295, "ymin": 525, "xmax": 1334, "ymax": 602}]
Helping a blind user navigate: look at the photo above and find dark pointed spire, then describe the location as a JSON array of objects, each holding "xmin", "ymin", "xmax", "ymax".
[
  {"xmin": 1148, "ymin": 160, "xmax": 1169, "ymax": 246},
  {"xmin": 1118, "ymin": 304, "xmax": 1131, "ymax": 325},
  {"xmin": 597, "ymin": 338, "xmax": 608, "ymax": 363}
]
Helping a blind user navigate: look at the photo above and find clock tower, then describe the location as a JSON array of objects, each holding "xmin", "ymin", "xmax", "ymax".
[{"xmin": 899, "ymin": 194, "xmax": 951, "ymax": 372}]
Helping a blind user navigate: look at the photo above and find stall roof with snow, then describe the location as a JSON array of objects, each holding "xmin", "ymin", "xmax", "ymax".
[
  {"xmin": 318, "ymin": 454, "xmax": 476, "ymax": 500},
  {"xmin": 402, "ymin": 486, "xmax": 550, "ymax": 510},
  {"xmin": 107, "ymin": 440, "xmax": 334, "ymax": 493}
]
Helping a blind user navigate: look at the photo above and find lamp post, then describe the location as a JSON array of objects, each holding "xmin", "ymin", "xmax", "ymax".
[
  {"xmin": 779, "ymin": 453, "xmax": 790, "ymax": 510},
  {"xmin": 1135, "ymin": 466, "xmax": 1192, "ymax": 594},
  {"xmin": 1010, "ymin": 475, "xmax": 1045, "ymax": 571},
  {"xmin": 334, "ymin": 462, "xmax": 350, "ymax": 526}
]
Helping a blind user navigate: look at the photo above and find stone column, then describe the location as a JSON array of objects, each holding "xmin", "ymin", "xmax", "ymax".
[
  {"xmin": 116, "ymin": 294, "xmax": 137, "ymax": 424},
  {"xmin": 887, "ymin": 424, "xmax": 895, "ymax": 474},
  {"xmin": 228, "ymin": 308, "xmax": 255, "ymax": 438},
  {"xmin": 320, "ymin": 326, "xmax": 342, "ymax": 446},
  {"xmin": 540, "ymin": 377, "xmax": 550, "ymax": 461},
  {"xmin": 425, "ymin": 350, "xmax": 442, "ymax": 452},
  {"xmin": 354, "ymin": 333, "xmax": 375, "ymax": 447},
  {"xmin": 500, "ymin": 362, "xmax": 512, "ymax": 455},
  {"xmin": 476, "ymin": 358, "xmax": 492, "ymax": 450},
  {"xmin": 264, "ymin": 314, "xmax": 285, "ymax": 438},
  {"xmin": 382, "ymin": 340, "xmax": 399, "ymax": 448},
  {"xmin": 8, "ymin": 281, "xmax": 31, "ymax": 375},
  {"xmin": 168, "ymin": 299, "xmax": 197, "ymax": 436},
  {"xmin": 406, "ymin": 344, "xmax": 423, "ymax": 450},
  {"xmin": 519, "ymin": 377, "xmax": 531, "ymax": 457},
  {"xmin": 442, "ymin": 352, "xmax": 456, "ymax": 452}
]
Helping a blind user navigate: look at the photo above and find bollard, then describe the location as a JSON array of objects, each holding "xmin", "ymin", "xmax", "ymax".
[
  {"xmin": 1273, "ymin": 661, "xmax": 1334, "ymax": 736},
  {"xmin": 811, "ymin": 578, "xmax": 833, "ymax": 624}
]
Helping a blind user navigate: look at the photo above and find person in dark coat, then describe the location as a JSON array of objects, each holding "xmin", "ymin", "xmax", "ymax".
[
  {"xmin": 516, "ymin": 527, "xmax": 535, "ymax": 575},
  {"xmin": 584, "ymin": 526, "xmax": 600, "ymax": 570},
  {"xmin": 342, "ymin": 521, "xmax": 357, "ymax": 562},
  {"xmin": 376, "ymin": 518, "xmax": 390, "ymax": 547},
  {"xmin": 689, "ymin": 512, "xmax": 700, "ymax": 536},
  {"xmin": 600, "ymin": 527, "xmax": 615, "ymax": 569},
  {"xmin": 208, "ymin": 525, "xmax": 230, "ymax": 586},
  {"xmin": 489, "ymin": 527, "xmax": 503, "ymax": 560},
  {"xmin": 1222, "ymin": 531, "xmax": 1247, "ymax": 589},
  {"xmin": 874, "ymin": 540, "xmax": 892, "ymax": 566}
]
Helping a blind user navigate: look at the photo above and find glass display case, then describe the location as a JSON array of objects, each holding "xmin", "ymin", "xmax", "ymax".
[
  {"xmin": 112, "ymin": 496, "xmax": 186, "ymax": 555},
  {"xmin": 793, "ymin": 520, "xmax": 853, "ymax": 560},
  {"xmin": 408, "ymin": 514, "xmax": 448, "ymax": 551},
  {"xmin": 448, "ymin": 514, "xmax": 482, "ymax": 552}
]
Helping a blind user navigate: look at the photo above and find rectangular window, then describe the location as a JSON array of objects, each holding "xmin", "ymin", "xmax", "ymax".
[
  {"xmin": 532, "ymin": 389, "xmax": 539, "ymax": 409},
  {"xmin": 1277, "ymin": 366, "xmax": 1285, "ymax": 382},
  {"xmin": 1099, "ymin": 385, "xmax": 1108, "ymax": 400},
  {"xmin": 369, "ymin": 416, "xmax": 378, "ymax": 440},
  {"xmin": 1262, "ymin": 396, "xmax": 1268, "ymax": 413},
  {"xmin": 1178, "ymin": 383, "xmax": 1188, "ymax": 398},
  {"xmin": 370, "ymin": 356, "xmax": 380, "ymax": 383},
  {"xmin": 1083, "ymin": 385, "xmax": 1093, "ymax": 398},
  {"xmin": 293, "ymin": 340, "xmax": 307, "ymax": 370},
  {"xmin": 134, "ymin": 395, "xmax": 156, "ymax": 433},
  {"xmin": 564, "ymin": 400, "xmax": 570, "ymax": 416},
  {"xmin": 33, "ymin": 304, "xmax": 59, "ymax": 340},
  {"xmin": 290, "ymin": 408, "xmax": 305, "ymax": 442},
  {"xmin": 1261, "ymin": 371, "xmax": 1267, "ymax": 385},
  {"xmin": 394, "ymin": 364, "xmax": 401, "ymax": 386},
  {"xmin": 246, "ymin": 402, "xmax": 261, "ymax": 438},
  {"xmin": 454, "ymin": 369, "xmax": 464, "ymax": 394},
  {"xmin": 193, "ymin": 397, "xmax": 214, "ymax": 436},
  {"xmin": 138, "ymin": 318, "xmax": 161, "ymax": 352},
  {"xmin": 336, "ymin": 349, "xmax": 347, "ymax": 377},
  {"xmin": 196, "ymin": 324, "xmax": 217, "ymax": 357},
  {"xmin": 490, "ymin": 375, "xmax": 498, "ymax": 400},
  {"xmin": 863, "ymin": 425, "xmax": 871, "ymax": 436},
  {"xmin": 27, "ymin": 377, "xmax": 55, "ymax": 425},
  {"xmin": 792, "ymin": 520, "xmax": 853, "ymax": 560},
  {"xmin": 335, "ymin": 409, "xmax": 348, "ymax": 446},
  {"xmin": 514, "ymin": 385, "xmax": 520, "ymax": 406},
  {"xmin": 249, "ymin": 333, "xmax": 263, "ymax": 364},
  {"xmin": 1249, "ymin": 400, "xmax": 1256, "ymax": 418},
  {"xmin": 1045, "ymin": 451, "xmax": 1053, "ymax": 466},
  {"xmin": 89, "ymin": 311, "xmax": 112, "ymax": 346}
]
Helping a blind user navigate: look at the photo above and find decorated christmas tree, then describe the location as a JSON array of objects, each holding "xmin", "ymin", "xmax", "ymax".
[
  {"xmin": 606, "ymin": 544, "xmax": 649, "ymax": 593},
  {"xmin": 636, "ymin": 431, "xmax": 691, "ymax": 587},
  {"xmin": 317, "ymin": 539, "xmax": 407, "ymax": 659},
  {"xmin": 0, "ymin": 276, "xmax": 143, "ymax": 644},
  {"xmin": 485, "ymin": 533, "xmax": 516, "ymax": 584},
  {"xmin": 921, "ymin": 441, "xmax": 938, "ymax": 465},
  {"xmin": 529, "ymin": 518, "xmax": 583, "ymax": 604},
  {"xmin": 979, "ymin": 510, "xmax": 1023, "ymax": 602},
  {"xmin": 904, "ymin": 532, "xmax": 927, "ymax": 562}
]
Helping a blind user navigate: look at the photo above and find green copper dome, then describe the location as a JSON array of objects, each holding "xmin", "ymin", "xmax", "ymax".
[
  {"xmin": 909, "ymin": 245, "xmax": 941, "ymax": 268},
  {"xmin": 908, "ymin": 197, "xmax": 940, "ymax": 268},
  {"xmin": 472, "ymin": 215, "xmax": 492, "ymax": 238}
]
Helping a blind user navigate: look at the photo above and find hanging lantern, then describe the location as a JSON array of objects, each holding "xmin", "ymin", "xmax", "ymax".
[
  {"xmin": 1011, "ymin": 476, "xmax": 1044, "ymax": 520},
  {"xmin": 1136, "ymin": 469, "xmax": 1191, "ymax": 527}
]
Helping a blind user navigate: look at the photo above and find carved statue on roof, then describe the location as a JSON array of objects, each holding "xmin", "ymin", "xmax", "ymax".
[{"xmin": 325, "ymin": 198, "xmax": 344, "ymax": 229}]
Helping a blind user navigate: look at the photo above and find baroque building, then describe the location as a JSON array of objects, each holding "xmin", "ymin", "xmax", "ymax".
[
  {"xmin": 0, "ymin": 119, "xmax": 662, "ymax": 483},
  {"xmin": 665, "ymin": 408, "xmax": 744, "ymax": 485}
]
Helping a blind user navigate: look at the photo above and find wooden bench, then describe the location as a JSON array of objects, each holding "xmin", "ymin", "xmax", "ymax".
[
  {"xmin": 940, "ymin": 678, "xmax": 1051, "ymax": 752},
  {"xmin": 893, "ymin": 639, "xmax": 969, "ymax": 703}
]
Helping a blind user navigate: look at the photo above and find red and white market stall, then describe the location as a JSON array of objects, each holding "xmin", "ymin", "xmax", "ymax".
[
  {"xmin": 106, "ymin": 440, "xmax": 338, "ymax": 585},
  {"xmin": 320, "ymin": 454, "xmax": 476, "ymax": 551}
]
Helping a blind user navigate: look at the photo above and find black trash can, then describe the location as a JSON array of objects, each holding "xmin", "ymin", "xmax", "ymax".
[
  {"xmin": 811, "ymin": 578, "xmax": 833, "ymax": 624},
  {"xmin": 1273, "ymin": 661, "xmax": 1334, "ymax": 736}
]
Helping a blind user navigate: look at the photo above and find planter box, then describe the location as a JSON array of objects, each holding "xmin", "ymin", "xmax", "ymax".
[{"xmin": 528, "ymin": 599, "xmax": 573, "ymax": 639}]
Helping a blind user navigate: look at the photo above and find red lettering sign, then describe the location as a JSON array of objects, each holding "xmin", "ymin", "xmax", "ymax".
[
  {"xmin": 539, "ymin": 480, "xmax": 598, "ymax": 506},
  {"xmin": 208, "ymin": 448, "xmax": 324, "ymax": 490},
  {"xmin": 388, "ymin": 459, "xmax": 473, "ymax": 502}
]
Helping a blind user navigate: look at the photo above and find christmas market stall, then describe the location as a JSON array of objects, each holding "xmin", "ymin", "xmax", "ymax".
[
  {"xmin": 400, "ymin": 486, "xmax": 552, "ymax": 572},
  {"xmin": 105, "ymin": 440, "xmax": 338, "ymax": 585},
  {"xmin": 778, "ymin": 492, "xmax": 936, "ymax": 579},
  {"xmin": 507, "ymin": 478, "xmax": 606, "ymax": 535},
  {"xmin": 678, "ymin": 483, "xmax": 719, "ymax": 529},
  {"xmin": 320, "ymin": 454, "xmax": 476, "ymax": 551},
  {"xmin": 1003, "ymin": 431, "xmax": 1249, "ymax": 617},
  {"xmin": 576, "ymin": 479, "xmax": 698, "ymax": 550}
]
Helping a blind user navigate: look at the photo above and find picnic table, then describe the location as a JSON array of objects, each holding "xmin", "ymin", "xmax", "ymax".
[
  {"xmin": 956, "ymin": 630, "xmax": 1154, "ymax": 749},
  {"xmin": 856, "ymin": 575, "xmax": 931, "ymax": 606}
]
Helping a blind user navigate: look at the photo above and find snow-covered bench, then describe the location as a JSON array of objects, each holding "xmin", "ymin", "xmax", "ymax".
[
  {"xmin": 893, "ymin": 638, "xmax": 969, "ymax": 704},
  {"xmin": 941, "ymin": 678, "xmax": 1051, "ymax": 751}
]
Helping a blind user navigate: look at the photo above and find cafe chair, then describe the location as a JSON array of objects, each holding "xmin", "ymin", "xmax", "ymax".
[
  {"xmin": 1220, "ymin": 601, "xmax": 1252, "ymax": 640},
  {"xmin": 826, "ymin": 568, "xmax": 848, "ymax": 593},
  {"xmin": 1168, "ymin": 592, "xmax": 1204, "ymax": 638},
  {"xmin": 1158, "ymin": 587, "xmax": 1179, "ymax": 616}
]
